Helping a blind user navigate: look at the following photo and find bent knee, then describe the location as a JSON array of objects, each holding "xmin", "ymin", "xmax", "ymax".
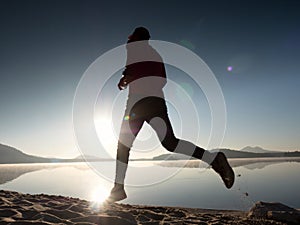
[{"xmin": 161, "ymin": 137, "xmax": 179, "ymax": 152}]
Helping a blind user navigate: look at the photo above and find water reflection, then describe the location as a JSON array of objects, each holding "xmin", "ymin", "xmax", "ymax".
[
  {"xmin": 0, "ymin": 163, "xmax": 90, "ymax": 185},
  {"xmin": 1, "ymin": 158, "xmax": 299, "ymax": 185},
  {"xmin": 0, "ymin": 158, "xmax": 299, "ymax": 210}
]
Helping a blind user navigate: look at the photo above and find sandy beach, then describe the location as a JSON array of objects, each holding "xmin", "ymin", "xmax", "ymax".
[{"xmin": 1, "ymin": 190, "xmax": 298, "ymax": 225}]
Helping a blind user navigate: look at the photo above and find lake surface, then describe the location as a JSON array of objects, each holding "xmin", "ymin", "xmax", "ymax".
[{"xmin": 0, "ymin": 158, "xmax": 299, "ymax": 211}]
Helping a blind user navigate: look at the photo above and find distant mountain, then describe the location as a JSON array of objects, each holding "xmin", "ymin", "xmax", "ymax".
[
  {"xmin": 240, "ymin": 146, "xmax": 278, "ymax": 153},
  {"xmin": 2, "ymin": 142, "xmax": 299, "ymax": 164},
  {"xmin": 74, "ymin": 154, "xmax": 113, "ymax": 162},
  {"xmin": 152, "ymin": 148, "xmax": 300, "ymax": 160},
  {"xmin": 153, "ymin": 153, "xmax": 191, "ymax": 161},
  {"xmin": 0, "ymin": 143, "xmax": 112, "ymax": 164},
  {"xmin": 213, "ymin": 148, "xmax": 286, "ymax": 158},
  {"xmin": 0, "ymin": 143, "xmax": 55, "ymax": 164}
]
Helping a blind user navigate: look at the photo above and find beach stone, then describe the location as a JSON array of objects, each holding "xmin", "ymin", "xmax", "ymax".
[
  {"xmin": 7, "ymin": 221, "xmax": 52, "ymax": 225},
  {"xmin": 267, "ymin": 210, "xmax": 300, "ymax": 224},
  {"xmin": 33, "ymin": 212, "xmax": 63, "ymax": 223},
  {"xmin": 68, "ymin": 204, "xmax": 84, "ymax": 212},
  {"xmin": 136, "ymin": 214, "xmax": 151, "ymax": 222},
  {"xmin": 12, "ymin": 199, "xmax": 33, "ymax": 207},
  {"xmin": 0, "ymin": 208, "xmax": 21, "ymax": 218},
  {"xmin": 71, "ymin": 215, "xmax": 136, "ymax": 225},
  {"xmin": 167, "ymin": 209, "xmax": 186, "ymax": 218},
  {"xmin": 139, "ymin": 222, "xmax": 160, "ymax": 225},
  {"xmin": 0, "ymin": 198, "xmax": 10, "ymax": 207},
  {"xmin": 142, "ymin": 210, "xmax": 165, "ymax": 220},
  {"xmin": 31, "ymin": 204, "xmax": 48, "ymax": 211},
  {"xmin": 45, "ymin": 208, "xmax": 82, "ymax": 219},
  {"xmin": 248, "ymin": 201, "xmax": 300, "ymax": 224},
  {"xmin": 181, "ymin": 220, "xmax": 207, "ymax": 225},
  {"xmin": 112, "ymin": 210, "xmax": 136, "ymax": 222},
  {"xmin": 1, "ymin": 217, "xmax": 16, "ymax": 222},
  {"xmin": 21, "ymin": 209, "xmax": 39, "ymax": 219}
]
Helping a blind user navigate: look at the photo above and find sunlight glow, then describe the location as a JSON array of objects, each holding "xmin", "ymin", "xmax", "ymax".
[
  {"xmin": 90, "ymin": 186, "xmax": 110, "ymax": 205},
  {"xmin": 94, "ymin": 117, "xmax": 117, "ymax": 156}
]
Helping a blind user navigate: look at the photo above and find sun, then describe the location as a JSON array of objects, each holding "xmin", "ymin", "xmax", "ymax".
[{"xmin": 90, "ymin": 186, "xmax": 110, "ymax": 205}]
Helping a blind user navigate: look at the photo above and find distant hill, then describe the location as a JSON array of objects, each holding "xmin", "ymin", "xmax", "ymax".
[
  {"xmin": 74, "ymin": 154, "xmax": 113, "ymax": 162},
  {"xmin": 0, "ymin": 143, "xmax": 55, "ymax": 164},
  {"xmin": 212, "ymin": 148, "xmax": 287, "ymax": 158},
  {"xmin": 152, "ymin": 148, "xmax": 300, "ymax": 161},
  {"xmin": 153, "ymin": 153, "xmax": 191, "ymax": 161},
  {"xmin": 1, "ymin": 143, "xmax": 299, "ymax": 164},
  {"xmin": 0, "ymin": 143, "xmax": 112, "ymax": 164},
  {"xmin": 240, "ymin": 146, "xmax": 278, "ymax": 153}
]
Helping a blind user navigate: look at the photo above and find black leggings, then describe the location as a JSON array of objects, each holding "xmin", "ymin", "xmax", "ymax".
[{"xmin": 117, "ymin": 96, "xmax": 206, "ymax": 164}]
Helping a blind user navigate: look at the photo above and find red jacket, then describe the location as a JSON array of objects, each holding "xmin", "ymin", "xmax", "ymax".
[{"xmin": 123, "ymin": 41, "xmax": 167, "ymax": 95}]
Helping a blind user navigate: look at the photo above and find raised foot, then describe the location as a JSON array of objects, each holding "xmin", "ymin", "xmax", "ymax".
[{"xmin": 211, "ymin": 152, "xmax": 235, "ymax": 189}]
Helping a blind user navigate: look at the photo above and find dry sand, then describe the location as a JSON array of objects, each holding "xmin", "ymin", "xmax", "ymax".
[{"xmin": 0, "ymin": 190, "xmax": 290, "ymax": 224}]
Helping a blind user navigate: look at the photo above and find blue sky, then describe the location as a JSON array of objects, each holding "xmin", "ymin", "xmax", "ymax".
[{"xmin": 0, "ymin": 0, "xmax": 299, "ymax": 158}]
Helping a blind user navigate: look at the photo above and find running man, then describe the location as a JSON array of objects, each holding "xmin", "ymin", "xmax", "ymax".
[{"xmin": 107, "ymin": 27, "xmax": 234, "ymax": 202}]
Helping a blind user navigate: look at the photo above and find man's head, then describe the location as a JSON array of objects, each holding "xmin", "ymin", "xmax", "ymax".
[{"xmin": 128, "ymin": 27, "xmax": 150, "ymax": 42}]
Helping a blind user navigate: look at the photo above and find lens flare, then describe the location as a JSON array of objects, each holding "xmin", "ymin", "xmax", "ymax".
[
  {"xmin": 94, "ymin": 117, "xmax": 117, "ymax": 157},
  {"xmin": 227, "ymin": 66, "xmax": 233, "ymax": 72},
  {"xmin": 179, "ymin": 39, "xmax": 196, "ymax": 50}
]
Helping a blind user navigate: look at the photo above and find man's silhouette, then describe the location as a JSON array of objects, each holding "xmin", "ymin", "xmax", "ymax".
[{"xmin": 107, "ymin": 27, "xmax": 234, "ymax": 202}]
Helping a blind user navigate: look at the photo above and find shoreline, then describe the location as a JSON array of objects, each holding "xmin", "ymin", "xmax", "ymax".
[
  {"xmin": 0, "ymin": 189, "xmax": 296, "ymax": 224},
  {"xmin": 0, "ymin": 156, "xmax": 300, "ymax": 165},
  {"xmin": 155, "ymin": 157, "xmax": 300, "ymax": 169}
]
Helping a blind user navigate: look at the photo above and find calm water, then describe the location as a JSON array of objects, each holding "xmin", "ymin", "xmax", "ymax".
[{"xmin": 0, "ymin": 158, "xmax": 299, "ymax": 211}]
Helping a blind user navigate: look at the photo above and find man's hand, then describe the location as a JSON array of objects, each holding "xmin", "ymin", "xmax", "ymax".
[{"xmin": 118, "ymin": 77, "xmax": 128, "ymax": 90}]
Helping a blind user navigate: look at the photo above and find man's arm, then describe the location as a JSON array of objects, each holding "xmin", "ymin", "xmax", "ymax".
[
  {"xmin": 117, "ymin": 64, "xmax": 137, "ymax": 90},
  {"xmin": 117, "ymin": 75, "xmax": 127, "ymax": 90}
]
